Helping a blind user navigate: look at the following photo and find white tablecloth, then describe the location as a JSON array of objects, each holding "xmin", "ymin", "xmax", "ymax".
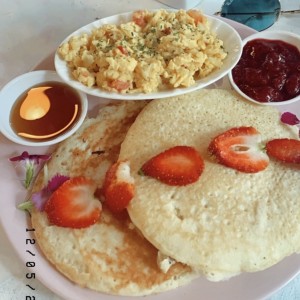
[{"xmin": 0, "ymin": 0, "xmax": 300, "ymax": 299}]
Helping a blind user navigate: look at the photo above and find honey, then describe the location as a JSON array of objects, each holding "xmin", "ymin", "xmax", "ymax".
[{"xmin": 10, "ymin": 81, "xmax": 82, "ymax": 141}]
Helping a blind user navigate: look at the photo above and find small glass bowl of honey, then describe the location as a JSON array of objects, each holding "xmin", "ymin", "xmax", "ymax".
[{"xmin": 0, "ymin": 70, "xmax": 88, "ymax": 146}]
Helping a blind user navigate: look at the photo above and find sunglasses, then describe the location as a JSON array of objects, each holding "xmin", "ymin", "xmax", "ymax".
[{"xmin": 216, "ymin": 0, "xmax": 300, "ymax": 31}]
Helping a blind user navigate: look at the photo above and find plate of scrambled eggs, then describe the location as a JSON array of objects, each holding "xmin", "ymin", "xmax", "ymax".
[{"xmin": 54, "ymin": 9, "xmax": 242, "ymax": 100}]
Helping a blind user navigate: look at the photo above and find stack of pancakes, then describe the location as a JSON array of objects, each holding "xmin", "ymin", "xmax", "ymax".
[{"xmin": 31, "ymin": 89, "xmax": 300, "ymax": 296}]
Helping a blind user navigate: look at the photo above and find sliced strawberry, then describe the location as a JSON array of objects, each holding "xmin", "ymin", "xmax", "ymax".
[
  {"xmin": 102, "ymin": 161, "xmax": 135, "ymax": 214},
  {"xmin": 44, "ymin": 176, "xmax": 101, "ymax": 229},
  {"xmin": 266, "ymin": 138, "xmax": 300, "ymax": 163},
  {"xmin": 209, "ymin": 126, "xmax": 269, "ymax": 173},
  {"xmin": 140, "ymin": 145, "xmax": 204, "ymax": 186}
]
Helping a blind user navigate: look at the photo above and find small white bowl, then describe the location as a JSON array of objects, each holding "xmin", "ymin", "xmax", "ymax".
[
  {"xmin": 0, "ymin": 70, "xmax": 88, "ymax": 146},
  {"xmin": 228, "ymin": 30, "xmax": 300, "ymax": 106}
]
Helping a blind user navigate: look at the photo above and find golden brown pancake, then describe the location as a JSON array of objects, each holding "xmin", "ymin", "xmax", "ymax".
[
  {"xmin": 118, "ymin": 89, "xmax": 300, "ymax": 281},
  {"xmin": 31, "ymin": 101, "xmax": 197, "ymax": 296}
]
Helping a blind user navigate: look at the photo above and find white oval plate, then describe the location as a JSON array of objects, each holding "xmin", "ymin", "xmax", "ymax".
[
  {"xmin": 1, "ymin": 18, "xmax": 300, "ymax": 300},
  {"xmin": 54, "ymin": 10, "xmax": 242, "ymax": 100}
]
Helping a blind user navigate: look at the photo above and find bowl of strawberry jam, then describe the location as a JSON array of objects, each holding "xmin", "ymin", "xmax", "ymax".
[
  {"xmin": 0, "ymin": 70, "xmax": 88, "ymax": 146},
  {"xmin": 228, "ymin": 31, "xmax": 300, "ymax": 106}
]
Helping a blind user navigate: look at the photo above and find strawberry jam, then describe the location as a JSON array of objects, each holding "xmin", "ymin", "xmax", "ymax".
[{"xmin": 232, "ymin": 38, "xmax": 300, "ymax": 103}]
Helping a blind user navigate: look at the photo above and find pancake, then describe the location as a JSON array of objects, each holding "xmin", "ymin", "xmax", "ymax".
[
  {"xmin": 118, "ymin": 89, "xmax": 300, "ymax": 281},
  {"xmin": 31, "ymin": 100, "xmax": 197, "ymax": 296}
]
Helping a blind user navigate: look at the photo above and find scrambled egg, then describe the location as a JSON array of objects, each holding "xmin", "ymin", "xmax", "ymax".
[{"xmin": 58, "ymin": 9, "xmax": 227, "ymax": 94}]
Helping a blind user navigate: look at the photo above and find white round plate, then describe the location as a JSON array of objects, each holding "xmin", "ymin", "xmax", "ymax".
[
  {"xmin": 54, "ymin": 11, "xmax": 242, "ymax": 100},
  {"xmin": 1, "ymin": 18, "xmax": 300, "ymax": 300}
]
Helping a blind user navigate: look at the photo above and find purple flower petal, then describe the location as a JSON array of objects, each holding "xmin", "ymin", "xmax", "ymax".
[
  {"xmin": 9, "ymin": 151, "xmax": 50, "ymax": 163},
  {"xmin": 31, "ymin": 189, "xmax": 51, "ymax": 211},
  {"xmin": 47, "ymin": 174, "xmax": 70, "ymax": 192},
  {"xmin": 280, "ymin": 112, "xmax": 300, "ymax": 126},
  {"xmin": 31, "ymin": 174, "xmax": 70, "ymax": 211}
]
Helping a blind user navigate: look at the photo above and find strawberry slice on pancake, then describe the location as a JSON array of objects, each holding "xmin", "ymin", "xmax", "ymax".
[
  {"xmin": 45, "ymin": 176, "xmax": 101, "ymax": 229},
  {"xmin": 209, "ymin": 126, "xmax": 269, "ymax": 173},
  {"xmin": 266, "ymin": 138, "xmax": 300, "ymax": 164},
  {"xmin": 140, "ymin": 145, "xmax": 204, "ymax": 186},
  {"xmin": 102, "ymin": 161, "xmax": 135, "ymax": 213}
]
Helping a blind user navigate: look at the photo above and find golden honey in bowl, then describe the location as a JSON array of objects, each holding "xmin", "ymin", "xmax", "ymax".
[{"xmin": 10, "ymin": 81, "xmax": 82, "ymax": 141}]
